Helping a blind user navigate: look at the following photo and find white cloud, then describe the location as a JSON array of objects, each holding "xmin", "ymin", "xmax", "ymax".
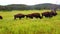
[{"xmin": 0, "ymin": 0, "xmax": 60, "ymax": 5}]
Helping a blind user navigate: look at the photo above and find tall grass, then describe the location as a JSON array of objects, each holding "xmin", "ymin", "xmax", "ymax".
[{"xmin": 0, "ymin": 10, "xmax": 60, "ymax": 34}]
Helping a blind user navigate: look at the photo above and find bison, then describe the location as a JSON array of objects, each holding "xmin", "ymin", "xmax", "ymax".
[
  {"xmin": 42, "ymin": 8, "xmax": 57, "ymax": 18},
  {"xmin": 25, "ymin": 13, "xmax": 43, "ymax": 19},
  {"xmin": 50, "ymin": 7, "xmax": 57, "ymax": 16},
  {"xmin": 0, "ymin": 16, "xmax": 3, "ymax": 19},
  {"xmin": 14, "ymin": 13, "xmax": 25, "ymax": 19},
  {"xmin": 42, "ymin": 12, "xmax": 53, "ymax": 18},
  {"xmin": 50, "ymin": 11, "xmax": 57, "ymax": 16},
  {"xmin": 42, "ymin": 11, "xmax": 57, "ymax": 18}
]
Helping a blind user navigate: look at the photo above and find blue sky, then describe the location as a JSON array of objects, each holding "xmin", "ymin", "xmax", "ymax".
[{"xmin": 0, "ymin": 0, "xmax": 60, "ymax": 5}]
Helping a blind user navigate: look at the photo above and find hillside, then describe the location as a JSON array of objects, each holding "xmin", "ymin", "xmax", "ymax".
[{"xmin": 0, "ymin": 3, "xmax": 60, "ymax": 11}]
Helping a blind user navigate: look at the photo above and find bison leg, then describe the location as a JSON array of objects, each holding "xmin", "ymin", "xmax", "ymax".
[
  {"xmin": 29, "ymin": 17, "xmax": 33, "ymax": 19},
  {"xmin": 19, "ymin": 17, "xmax": 21, "ymax": 19},
  {"xmin": 39, "ymin": 17, "xmax": 43, "ymax": 19},
  {"xmin": 26, "ymin": 16, "xmax": 29, "ymax": 18},
  {"xmin": 28, "ymin": 16, "xmax": 33, "ymax": 19},
  {"xmin": 14, "ymin": 17, "xmax": 16, "ymax": 20}
]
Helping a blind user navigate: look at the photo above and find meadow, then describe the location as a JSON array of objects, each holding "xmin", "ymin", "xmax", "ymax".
[{"xmin": 0, "ymin": 10, "xmax": 60, "ymax": 34}]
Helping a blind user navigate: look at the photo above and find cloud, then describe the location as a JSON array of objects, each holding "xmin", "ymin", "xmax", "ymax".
[{"xmin": 0, "ymin": 0, "xmax": 60, "ymax": 5}]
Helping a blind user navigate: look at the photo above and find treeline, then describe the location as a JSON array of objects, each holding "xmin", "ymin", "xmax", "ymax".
[{"xmin": 0, "ymin": 3, "xmax": 60, "ymax": 11}]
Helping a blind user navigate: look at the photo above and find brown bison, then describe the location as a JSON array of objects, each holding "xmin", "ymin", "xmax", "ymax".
[
  {"xmin": 42, "ymin": 12, "xmax": 53, "ymax": 18},
  {"xmin": 42, "ymin": 8, "xmax": 57, "ymax": 18},
  {"xmin": 42, "ymin": 11, "xmax": 57, "ymax": 18},
  {"xmin": 0, "ymin": 16, "xmax": 3, "ymax": 19},
  {"xmin": 14, "ymin": 13, "xmax": 25, "ymax": 19},
  {"xmin": 25, "ymin": 13, "xmax": 43, "ymax": 19},
  {"xmin": 50, "ymin": 11, "xmax": 57, "ymax": 16}
]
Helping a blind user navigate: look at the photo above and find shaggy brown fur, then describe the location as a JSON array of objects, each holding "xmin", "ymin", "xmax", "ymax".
[
  {"xmin": 25, "ymin": 13, "xmax": 43, "ymax": 19},
  {"xmin": 42, "ymin": 8, "xmax": 57, "ymax": 18},
  {"xmin": 42, "ymin": 12, "xmax": 53, "ymax": 18},
  {"xmin": 50, "ymin": 11, "xmax": 57, "ymax": 16},
  {"xmin": 14, "ymin": 14, "xmax": 25, "ymax": 19},
  {"xmin": 42, "ymin": 11, "xmax": 57, "ymax": 18}
]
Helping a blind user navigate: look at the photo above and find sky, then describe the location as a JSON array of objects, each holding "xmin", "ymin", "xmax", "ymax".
[{"xmin": 0, "ymin": 0, "xmax": 60, "ymax": 5}]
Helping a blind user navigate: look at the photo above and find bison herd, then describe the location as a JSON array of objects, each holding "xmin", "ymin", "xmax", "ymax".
[
  {"xmin": 14, "ymin": 12, "xmax": 57, "ymax": 19},
  {"xmin": 0, "ymin": 12, "xmax": 57, "ymax": 20},
  {"xmin": 0, "ymin": 9, "xmax": 57, "ymax": 20},
  {"xmin": 14, "ymin": 13, "xmax": 43, "ymax": 19}
]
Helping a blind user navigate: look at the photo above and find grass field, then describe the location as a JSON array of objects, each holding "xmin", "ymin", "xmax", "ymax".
[{"xmin": 0, "ymin": 10, "xmax": 60, "ymax": 34}]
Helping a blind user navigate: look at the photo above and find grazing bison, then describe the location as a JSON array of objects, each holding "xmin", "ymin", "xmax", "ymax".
[
  {"xmin": 42, "ymin": 8, "xmax": 57, "ymax": 18},
  {"xmin": 50, "ymin": 7, "xmax": 57, "ymax": 16},
  {"xmin": 50, "ymin": 11, "xmax": 57, "ymax": 16},
  {"xmin": 42, "ymin": 12, "xmax": 53, "ymax": 18},
  {"xmin": 14, "ymin": 14, "xmax": 25, "ymax": 19},
  {"xmin": 0, "ymin": 16, "xmax": 3, "ymax": 19},
  {"xmin": 25, "ymin": 13, "xmax": 43, "ymax": 19}
]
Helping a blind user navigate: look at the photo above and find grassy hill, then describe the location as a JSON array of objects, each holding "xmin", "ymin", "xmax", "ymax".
[{"xmin": 0, "ymin": 3, "xmax": 60, "ymax": 11}]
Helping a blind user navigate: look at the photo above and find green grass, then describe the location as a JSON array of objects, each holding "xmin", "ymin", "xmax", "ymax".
[{"xmin": 0, "ymin": 10, "xmax": 60, "ymax": 34}]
